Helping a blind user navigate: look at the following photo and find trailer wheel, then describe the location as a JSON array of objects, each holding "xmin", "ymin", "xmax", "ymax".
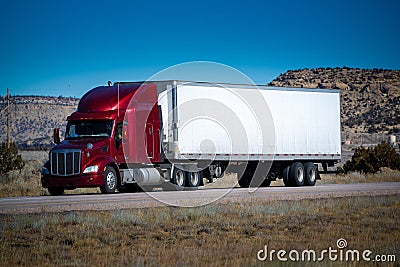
[
  {"xmin": 172, "ymin": 168, "xmax": 186, "ymax": 189},
  {"xmin": 282, "ymin": 165, "xmax": 291, "ymax": 187},
  {"xmin": 238, "ymin": 164, "xmax": 255, "ymax": 188},
  {"xmin": 289, "ymin": 162, "xmax": 305, "ymax": 187},
  {"xmin": 215, "ymin": 165, "xmax": 224, "ymax": 178},
  {"xmin": 48, "ymin": 187, "xmax": 65, "ymax": 196},
  {"xmin": 239, "ymin": 163, "xmax": 269, "ymax": 188},
  {"xmin": 304, "ymin": 162, "xmax": 317, "ymax": 186},
  {"xmin": 100, "ymin": 166, "xmax": 117, "ymax": 193},
  {"xmin": 187, "ymin": 170, "xmax": 201, "ymax": 188}
]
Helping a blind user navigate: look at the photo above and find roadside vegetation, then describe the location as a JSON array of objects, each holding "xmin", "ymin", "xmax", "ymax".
[
  {"xmin": 319, "ymin": 168, "xmax": 400, "ymax": 185},
  {"xmin": 0, "ymin": 195, "xmax": 398, "ymax": 266},
  {"xmin": 340, "ymin": 142, "xmax": 400, "ymax": 174},
  {"xmin": 0, "ymin": 141, "xmax": 24, "ymax": 175}
]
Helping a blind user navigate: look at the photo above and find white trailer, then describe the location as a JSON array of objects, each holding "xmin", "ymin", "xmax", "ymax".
[
  {"xmin": 140, "ymin": 80, "xmax": 340, "ymax": 187},
  {"xmin": 154, "ymin": 80, "xmax": 341, "ymax": 187}
]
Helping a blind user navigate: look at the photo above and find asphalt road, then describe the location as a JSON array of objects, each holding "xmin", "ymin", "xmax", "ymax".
[{"xmin": 1, "ymin": 182, "xmax": 399, "ymax": 214}]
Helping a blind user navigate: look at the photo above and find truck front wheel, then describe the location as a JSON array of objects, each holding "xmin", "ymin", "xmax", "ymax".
[
  {"xmin": 48, "ymin": 187, "xmax": 65, "ymax": 196},
  {"xmin": 100, "ymin": 166, "xmax": 117, "ymax": 193}
]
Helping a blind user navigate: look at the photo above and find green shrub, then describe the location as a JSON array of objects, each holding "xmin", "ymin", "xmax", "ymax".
[
  {"xmin": 343, "ymin": 142, "xmax": 400, "ymax": 174},
  {"xmin": 0, "ymin": 142, "xmax": 25, "ymax": 175}
]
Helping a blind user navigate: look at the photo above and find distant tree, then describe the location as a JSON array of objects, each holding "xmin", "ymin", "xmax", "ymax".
[
  {"xmin": 369, "ymin": 142, "xmax": 400, "ymax": 171},
  {"xmin": 343, "ymin": 146, "xmax": 374, "ymax": 174},
  {"xmin": 0, "ymin": 142, "xmax": 25, "ymax": 175},
  {"xmin": 343, "ymin": 142, "xmax": 400, "ymax": 174}
]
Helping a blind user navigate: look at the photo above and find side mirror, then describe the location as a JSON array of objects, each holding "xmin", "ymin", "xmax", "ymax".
[
  {"xmin": 115, "ymin": 122, "xmax": 123, "ymax": 147},
  {"xmin": 53, "ymin": 128, "xmax": 61, "ymax": 144},
  {"xmin": 115, "ymin": 134, "xmax": 122, "ymax": 147}
]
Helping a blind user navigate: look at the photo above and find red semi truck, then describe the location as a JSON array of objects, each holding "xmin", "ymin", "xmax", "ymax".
[{"xmin": 41, "ymin": 81, "xmax": 341, "ymax": 195}]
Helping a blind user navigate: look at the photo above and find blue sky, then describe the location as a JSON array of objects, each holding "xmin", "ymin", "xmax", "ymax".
[{"xmin": 0, "ymin": 0, "xmax": 399, "ymax": 97}]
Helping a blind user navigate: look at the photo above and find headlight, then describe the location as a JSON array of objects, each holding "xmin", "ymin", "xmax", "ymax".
[
  {"xmin": 41, "ymin": 167, "xmax": 49, "ymax": 175},
  {"xmin": 83, "ymin": 165, "xmax": 99, "ymax": 173}
]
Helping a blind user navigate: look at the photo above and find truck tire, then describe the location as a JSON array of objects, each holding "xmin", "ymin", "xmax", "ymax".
[
  {"xmin": 304, "ymin": 162, "xmax": 317, "ymax": 186},
  {"xmin": 215, "ymin": 165, "xmax": 224, "ymax": 178},
  {"xmin": 48, "ymin": 187, "xmax": 65, "ymax": 196},
  {"xmin": 238, "ymin": 163, "xmax": 255, "ymax": 188},
  {"xmin": 172, "ymin": 168, "xmax": 186, "ymax": 189},
  {"xmin": 239, "ymin": 162, "xmax": 271, "ymax": 188},
  {"xmin": 100, "ymin": 166, "xmax": 117, "ymax": 193},
  {"xmin": 282, "ymin": 165, "xmax": 291, "ymax": 187},
  {"xmin": 289, "ymin": 162, "xmax": 305, "ymax": 187},
  {"xmin": 187, "ymin": 170, "xmax": 201, "ymax": 188}
]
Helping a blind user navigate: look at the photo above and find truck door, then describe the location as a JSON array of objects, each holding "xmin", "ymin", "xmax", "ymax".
[
  {"xmin": 146, "ymin": 123, "xmax": 154, "ymax": 159},
  {"xmin": 114, "ymin": 121, "xmax": 126, "ymax": 163}
]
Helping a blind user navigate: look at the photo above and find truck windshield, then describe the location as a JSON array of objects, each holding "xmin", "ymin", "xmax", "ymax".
[{"xmin": 65, "ymin": 120, "xmax": 113, "ymax": 139}]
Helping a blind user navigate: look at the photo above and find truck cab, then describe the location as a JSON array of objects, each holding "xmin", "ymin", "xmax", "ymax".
[{"xmin": 41, "ymin": 83, "xmax": 162, "ymax": 195}]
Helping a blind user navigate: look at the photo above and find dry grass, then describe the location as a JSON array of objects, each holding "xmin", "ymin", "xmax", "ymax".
[
  {"xmin": 0, "ymin": 160, "xmax": 46, "ymax": 197},
  {"xmin": 0, "ymin": 195, "xmax": 398, "ymax": 266},
  {"xmin": 318, "ymin": 168, "xmax": 400, "ymax": 185}
]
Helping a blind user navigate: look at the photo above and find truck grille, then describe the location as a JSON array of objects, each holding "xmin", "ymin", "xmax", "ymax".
[{"xmin": 50, "ymin": 150, "xmax": 81, "ymax": 176}]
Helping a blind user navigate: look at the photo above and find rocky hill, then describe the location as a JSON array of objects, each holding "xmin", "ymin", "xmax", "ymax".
[
  {"xmin": 270, "ymin": 67, "xmax": 400, "ymax": 145},
  {"xmin": 0, "ymin": 96, "xmax": 79, "ymax": 149}
]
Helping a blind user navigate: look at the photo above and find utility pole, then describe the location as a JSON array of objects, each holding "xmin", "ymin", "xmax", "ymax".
[{"xmin": 6, "ymin": 88, "xmax": 10, "ymax": 148}]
